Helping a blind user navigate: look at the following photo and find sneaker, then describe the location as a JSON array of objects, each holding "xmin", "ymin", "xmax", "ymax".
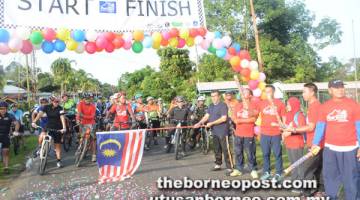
[
  {"xmin": 180, "ymin": 151, "xmax": 187, "ymax": 157},
  {"xmin": 92, "ymin": 154, "xmax": 97, "ymax": 162},
  {"xmin": 211, "ymin": 165, "xmax": 221, "ymax": 171},
  {"xmin": 291, "ymin": 189, "xmax": 302, "ymax": 194},
  {"xmin": 230, "ymin": 169, "xmax": 242, "ymax": 177},
  {"xmin": 250, "ymin": 170, "xmax": 259, "ymax": 179},
  {"xmin": 260, "ymin": 172, "xmax": 272, "ymax": 180},
  {"xmin": 56, "ymin": 161, "xmax": 63, "ymax": 168},
  {"xmin": 271, "ymin": 174, "xmax": 282, "ymax": 183},
  {"xmin": 225, "ymin": 169, "xmax": 233, "ymax": 176}
]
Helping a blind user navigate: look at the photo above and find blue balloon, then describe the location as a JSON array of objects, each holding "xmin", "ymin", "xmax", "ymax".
[
  {"xmin": 232, "ymin": 43, "xmax": 241, "ymax": 52},
  {"xmin": 42, "ymin": 41, "xmax": 54, "ymax": 54},
  {"xmin": 72, "ymin": 30, "xmax": 85, "ymax": 42},
  {"xmin": 216, "ymin": 48, "xmax": 227, "ymax": 58},
  {"xmin": 54, "ymin": 39, "xmax": 66, "ymax": 52},
  {"xmin": 143, "ymin": 36, "xmax": 153, "ymax": 48},
  {"xmin": 214, "ymin": 31, "xmax": 222, "ymax": 39},
  {"xmin": 0, "ymin": 29, "xmax": 10, "ymax": 43}
]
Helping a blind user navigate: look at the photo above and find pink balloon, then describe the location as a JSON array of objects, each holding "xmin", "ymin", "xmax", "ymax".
[
  {"xmin": 212, "ymin": 38, "xmax": 223, "ymax": 49},
  {"xmin": 105, "ymin": 42, "xmax": 115, "ymax": 53},
  {"xmin": 21, "ymin": 40, "xmax": 33, "ymax": 54},
  {"xmin": 254, "ymin": 126, "xmax": 261, "ymax": 135},
  {"xmin": 200, "ymin": 40, "xmax": 210, "ymax": 50},
  {"xmin": 177, "ymin": 38, "xmax": 186, "ymax": 48},
  {"xmin": 123, "ymin": 40, "xmax": 132, "ymax": 50},
  {"xmin": 224, "ymin": 53, "xmax": 231, "ymax": 61},
  {"xmin": 96, "ymin": 37, "xmax": 108, "ymax": 49},
  {"xmin": 248, "ymin": 80, "xmax": 259, "ymax": 90},
  {"xmin": 8, "ymin": 38, "xmax": 23, "ymax": 51},
  {"xmin": 85, "ymin": 42, "xmax": 97, "ymax": 54},
  {"xmin": 162, "ymin": 31, "xmax": 171, "ymax": 40},
  {"xmin": 0, "ymin": 43, "xmax": 10, "ymax": 55},
  {"xmin": 43, "ymin": 28, "xmax": 56, "ymax": 41}
]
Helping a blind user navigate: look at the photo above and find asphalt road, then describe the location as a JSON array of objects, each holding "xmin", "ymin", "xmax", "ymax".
[{"xmin": 2, "ymin": 139, "xmax": 298, "ymax": 200}]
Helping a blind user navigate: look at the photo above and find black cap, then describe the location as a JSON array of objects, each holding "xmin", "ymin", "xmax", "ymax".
[
  {"xmin": 225, "ymin": 91, "xmax": 235, "ymax": 95},
  {"xmin": 328, "ymin": 79, "xmax": 345, "ymax": 88}
]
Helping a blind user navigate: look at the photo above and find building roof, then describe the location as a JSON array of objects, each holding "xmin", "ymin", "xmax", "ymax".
[{"xmin": 2, "ymin": 85, "xmax": 27, "ymax": 94}]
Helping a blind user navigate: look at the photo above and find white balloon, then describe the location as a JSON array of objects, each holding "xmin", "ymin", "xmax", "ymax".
[
  {"xmin": 253, "ymin": 88, "xmax": 262, "ymax": 97},
  {"xmin": 194, "ymin": 36, "xmax": 203, "ymax": 45},
  {"xmin": 205, "ymin": 32, "xmax": 215, "ymax": 42},
  {"xmin": 8, "ymin": 38, "xmax": 23, "ymax": 51},
  {"xmin": 241, "ymin": 59, "xmax": 250, "ymax": 68},
  {"xmin": 86, "ymin": 30, "xmax": 98, "ymax": 42},
  {"xmin": 249, "ymin": 60, "xmax": 259, "ymax": 70},
  {"xmin": 75, "ymin": 43, "xmax": 85, "ymax": 53},
  {"xmin": 17, "ymin": 27, "xmax": 31, "ymax": 40},
  {"xmin": 212, "ymin": 38, "xmax": 224, "ymax": 49},
  {"xmin": 259, "ymin": 72, "xmax": 266, "ymax": 82},
  {"xmin": 123, "ymin": 32, "xmax": 133, "ymax": 41},
  {"xmin": 222, "ymin": 36, "xmax": 232, "ymax": 47}
]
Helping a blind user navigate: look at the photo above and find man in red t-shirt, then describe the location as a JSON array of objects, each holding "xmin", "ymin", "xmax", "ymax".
[
  {"xmin": 311, "ymin": 80, "xmax": 360, "ymax": 200},
  {"xmin": 106, "ymin": 92, "xmax": 135, "ymax": 131},
  {"xmin": 230, "ymin": 88, "xmax": 259, "ymax": 179},
  {"xmin": 76, "ymin": 93, "xmax": 97, "ymax": 162},
  {"xmin": 257, "ymin": 85, "xmax": 286, "ymax": 182},
  {"xmin": 284, "ymin": 83, "xmax": 324, "ymax": 197}
]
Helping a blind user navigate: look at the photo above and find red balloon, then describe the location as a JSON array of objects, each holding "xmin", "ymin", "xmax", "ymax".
[
  {"xmin": 96, "ymin": 37, "xmax": 108, "ymax": 49},
  {"xmin": 189, "ymin": 28, "xmax": 199, "ymax": 37},
  {"xmin": 105, "ymin": 42, "xmax": 115, "ymax": 53},
  {"xmin": 228, "ymin": 47, "xmax": 236, "ymax": 56},
  {"xmin": 160, "ymin": 39, "xmax": 169, "ymax": 47},
  {"xmin": 197, "ymin": 27, "xmax": 207, "ymax": 37},
  {"xmin": 240, "ymin": 68, "xmax": 251, "ymax": 77},
  {"xmin": 85, "ymin": 42, "xmax": 96, "ymax": 54},
  {"xmin": 113, "ymin": 36, "xmax": 124, "ymax": 49},
  {"xmin": 169, "ymin": 28, "xmax": 179, "ymax": 38},
  {"xmin": 20, "ymin": 40, "xmax": 33, "ymax": 54},
  {"xmin": 104, "ymin": 32, "xmax": 116, "ymax": 41},
  {"xmin": 177, "ymin": 38, "xmax": 186, "ymax": 48},
  {"xmin": 231, "ymin": 64, "xmax": 242, "ymax": 73},
  {"xmin": 248, "ymin": 80, "xmax": 259, "ymax": 90},
  {"xmin": 43, "ymin": 28, "xmax": 56, "ymax": 41},
  {"xmin": 239, "ymin": 50, "xmax": 251, "ymax": 60}
]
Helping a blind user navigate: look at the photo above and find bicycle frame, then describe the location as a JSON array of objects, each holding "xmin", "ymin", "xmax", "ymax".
[{"xmin": 40, "ymin": 133, "xmax": 52, "ymax": 160}]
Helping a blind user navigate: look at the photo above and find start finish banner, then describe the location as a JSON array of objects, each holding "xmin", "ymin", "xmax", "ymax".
[{"xmin": 0, "ymin": 0, "xmax": 206, "ymax": 32}]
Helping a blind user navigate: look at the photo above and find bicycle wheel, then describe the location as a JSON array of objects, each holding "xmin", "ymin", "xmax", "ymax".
[
  {"xmin": 38, "ymin": 142, "xmax": 49, "ymax": 175},
  {"xmin": 174, "ymin": 129, "xmax": 181, "ymax": 160},
  {"xmin": 62, "ymin": 131, "xmax": 72, "ymax": 152},
  {"xmin": 75, "ymin": 139, "xmax": 88, "ymax": 167},
  {"xmin": 74, "ymin": 141, "xmax": 83, "ymax": 167}
]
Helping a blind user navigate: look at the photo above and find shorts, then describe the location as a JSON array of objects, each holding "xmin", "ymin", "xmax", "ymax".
[
  {"xmin": 48, "ymin": 130, "xmax": 62, "ymax": 144},
  {"xmin": 0, "ymin": 135, "xmax": 10, "ymax": 149},
  {"xmin": 80, "ymin": 124, "xmax": 96, "ymax": 139}
]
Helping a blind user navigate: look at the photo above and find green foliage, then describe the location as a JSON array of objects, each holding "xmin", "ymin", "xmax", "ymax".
[{"xmin": 196, "ymin": 54, "xmax": 234, "ymax": 82}]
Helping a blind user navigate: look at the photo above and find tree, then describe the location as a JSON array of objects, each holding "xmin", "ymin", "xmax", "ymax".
[
  {"xmin": 50, "ymin": 58, "xmax": 73, "ymax": 95},
  {"xmin": 0, "ymin": 64, "xmax": 4, "ymax": 91},
  {"xmin": 37, "ymin": 72, "xmax": 58, "ymax": 92},
  {"xmin": 196, "ymin": 54, "xmax": 234, "ymax": 82},
  {"xmin": 118, "ymin": 66, "xmax": 155, "ymax": 97}
]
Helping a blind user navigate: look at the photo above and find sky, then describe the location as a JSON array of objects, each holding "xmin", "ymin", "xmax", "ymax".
[{"xmin": 0, "ymin": 0, "xmax": 359, "ymax": 85}]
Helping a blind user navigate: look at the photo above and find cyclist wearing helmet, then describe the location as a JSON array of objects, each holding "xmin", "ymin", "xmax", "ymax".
[
  {"xmin": 32, "ymin": 98, "xmax": 49, "ymax": 133},
  {"xmin": 104, "ymin": 95, "xmax": 116, "ymax": 131},
  {"xmin": 8, "ymin": 103, "xmax": 24, "ymax": 133},
  {"xmin": 76, "ymin": 93, "xmax": 97, "ymax": 162},
  {"xmin": 165, "ymin": 96, "xmax": 191, "ymax": 155},
  {"xmin": 0, "ymin": 101, "xmax": 20, "ymax": 173},
  {"xmin": 32, "ymin": 96, "xmax": 66, "ymax": 168},
  {"xmin": 144, "ymin": 96, "xmax": 161, "ymax": 148},
  {"xmin": 189, "ymin": 96, "xmax": 208, "ymax": 149},
  {"xmin": 106, "ymin": 92, "xmax": 136, "ymax": 131},
  {"xmin": 132, "ymin": 93, "xmax": 147, "ymax": 129},
  {"xmin": 61, "ymin": 93, "xmax": 76, "ymax": 118}
]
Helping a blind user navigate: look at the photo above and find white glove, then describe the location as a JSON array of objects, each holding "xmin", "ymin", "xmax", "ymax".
[
  {"xmin": 13, "ymin": 131, "xmax": 20, "ymax": 136},
  {"xmin": 31, "ymin": 122, "xmax": 37, "ymax": 128}
]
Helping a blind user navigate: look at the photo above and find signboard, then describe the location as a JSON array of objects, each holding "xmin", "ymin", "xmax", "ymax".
[{"xmin": 0, "ymin": 0, "xmax": 206, "ymax": 32}]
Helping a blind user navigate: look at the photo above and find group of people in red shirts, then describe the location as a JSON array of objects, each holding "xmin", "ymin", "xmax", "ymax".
[{"xmin": 226, "ymin": 80, "xmax": 359, "ymax": 200}]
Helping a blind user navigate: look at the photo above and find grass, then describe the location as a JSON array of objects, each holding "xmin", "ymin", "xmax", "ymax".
[{"xmin": 0, "ymin": 135, "xmax": 38, "ymax": 181}]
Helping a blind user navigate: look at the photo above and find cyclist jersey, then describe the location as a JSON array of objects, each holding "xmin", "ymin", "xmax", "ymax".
[
  {"xmin": 63, "ymin": 99, "xmax": 76, "ymax": 115},
  {"xmin": 41, "ymin": 105, "xmax": 65, "ymax": 130},
  {"xmin": 77, "ymin": 101, "xmax": 96, "ymax": 125},
  {"xmin": 8, "ymin": 109, "xmax": 23, "ymax": 124},
  {"xmin": 34, "ymin": 106, "xmax": 48, "ymax": 128},
  {"xmin": 109, "ymin": 103, "xmax": 132, "ymax": 129},
  {"xmin": 0, "ymin": 113, "xmax": 16, "ymax": 136},
  {"xmin": 168, "ymin": 106, "xmax": 191, "ymax": 124},
  {"xmin": 191, "ymin": 105, "xmax": 208, "ymax": 122},
  {"xmin": 145, "ymin": 104, "xmax": 160, "ymax": 119},
  {"xmin": 132, "ymin": 103, "xmax": 146, "ymax": 121}
]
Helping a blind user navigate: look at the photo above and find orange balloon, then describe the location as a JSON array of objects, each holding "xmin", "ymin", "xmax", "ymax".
[
  {"xmin": 261, "ymin": 92, "xmax": 267, "ymax": 100},
  {"xmin": 160, "ymin": 39, "xmax": 169, "ymax": 47},
  {"xmin": 241, "ymin": 76, "xmax": 250, "ymax": 82},
  {"xmin": 229, "ymin": 56, "xmax": 241, "ymax": 68},
  {"xmin": 133, "ymin": 30, "xmax": 144, "ymax": 42}
]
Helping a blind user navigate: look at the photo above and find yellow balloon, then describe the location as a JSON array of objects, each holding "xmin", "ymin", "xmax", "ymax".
[
  {"xmin": 57, "ymin": 28, "xmax": 70, "ymax": 41},
  {"xmin": 186, "ymin": 37, "xmax": 194, "ymax": 47},
  {"xmin": 250, "ymin": 70, "xmax": 260, "ymax": 80},
  {"xmin": 258, "ymin": 81, "xmax": 266, "ymax": 90},
  {"xmin": 133, "ymin": 30, "xmax": 144, "ymax": 42},
  {"xmin": 66, "ymin": 40, "xmax": 78, "ymax": 51},
  {"xmin": 261, "ymin": 91, "xmax": 267, "ymax": 100},
  {"xmin": 179, "ymin": 29, "xmax": 189, "ymax": 39},
  {"xmin": 152, "ymin": 32, "xmax": 162, "ymax": 43},
  {"xmin": 152, "ymin": 41, "xmax": 160, "ymax": 49},
  {"xmin": 169, "ymin": 38, "xmax": 178, "ymax": 48}
]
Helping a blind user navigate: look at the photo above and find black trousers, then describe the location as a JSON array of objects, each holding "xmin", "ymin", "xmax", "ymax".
[
  {"xmin": 303, "ymin": 149, "xmax": 324, "ymax": 195},
  {"xmin": 213, "ymin": 135, "xmax": 232, "ymax": 169}
]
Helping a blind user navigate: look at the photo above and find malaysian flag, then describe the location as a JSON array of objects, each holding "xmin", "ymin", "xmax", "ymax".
[{"xmin": 96, "ymin": 129, "xmax": 146, "ymax": 184}]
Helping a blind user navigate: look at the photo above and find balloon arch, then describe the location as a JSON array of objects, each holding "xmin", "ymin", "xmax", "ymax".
[{"xmin": 0, "ymin": 27, "xmax": 266, "ymax": 99}]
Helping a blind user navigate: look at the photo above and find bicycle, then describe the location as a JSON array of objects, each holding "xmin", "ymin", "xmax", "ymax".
[
  {"xmin": 35, "ymin": 126, "xmax": 61, "ymax": 175},
  {"xmin": 74, "ymin": 124, "xmax": 94, "ymax": 167},
  {"xmin": 62, "ymin": 116, "xmax": 75, "ymax": 152},
  {"xmin": 171, "ymin": 120, "xmax": 187, "ymax": 160},
  {"xmin": 199, "ymin": 127, "xmax": 211, "ymax": 155}
]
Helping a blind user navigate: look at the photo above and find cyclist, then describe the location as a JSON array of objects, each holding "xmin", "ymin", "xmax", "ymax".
[
  {"xmin": 189, "ymin": 96, "xmax": 208, "ymax": 149},
  {"xmin": 76, "ymin": 93, "xmax": 97, "ymax": 162},
  {"xmin": 32, "ymin": 98, "xmax": 49, "ymax": 133},
  {"xmin": 104, "ymin": 95, "xmax": 116, "ymax": 131},
  {"xmin": 105, "ymin": 92, "xmax": 136, "ymax": 131},
  {"xmin": 0, "ymin": 101, "xmax": 20, "ymax": 173},
  {"xmin": 132, "ymin": 93, "xmax": 147, "ymax": 129},
  {"xmin": 144, "ymin": 96, "xmax": 161, "ymax": 147},
  {"xmin": 32, "ymin": 96, "xmax": 67, "ymax": 168},
  {"xmin": 165, "ymin": 96, "xmax": 191, "ymax": 155},
  {"xmin": 8, "ymin": 103, "xmax": 24, "ymax": 134}
]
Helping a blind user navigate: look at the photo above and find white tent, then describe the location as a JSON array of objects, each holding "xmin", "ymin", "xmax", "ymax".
[{"xmin": 2, "ymin": 85, "xmax": 26, "ymax": 95}]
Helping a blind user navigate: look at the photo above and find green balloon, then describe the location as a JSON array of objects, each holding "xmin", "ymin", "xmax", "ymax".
[
  {"xmin": 208, "ymin": 44, "xmax": 216, "ymax": 54},
  {"xmin": 132, "ymin": 42, "xmax": 143, "ymax": 53},
  {"xmin": 30, "ymin": 31, "xmax": 43, "ymax": 45}
]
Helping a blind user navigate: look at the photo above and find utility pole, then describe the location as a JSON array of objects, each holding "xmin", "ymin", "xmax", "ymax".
[
  {"xmin": 25, "ymin": 54, "xmax": 31, "ymax": 108},
  {"xmin": 249, "ymin": 0, "xmax": 263, "ymax": 72},
  {"xmin": 352, "ymin": 19, "xmax": 358, "ymax": 102}
]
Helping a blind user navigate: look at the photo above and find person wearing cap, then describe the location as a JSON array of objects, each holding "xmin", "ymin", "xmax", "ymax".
[
  {"xmin": 194, "ymin": 90, "xmax": 233, "ymax": 176},
  {"xmin": 189, "ymin": 96, "xmax": 208, "ymax": 149},
  {"xmin": 144, "ymin": 96, "xmax": 161, "ymax": 148},
  {"xmin": 0, "ymin": 101, "xmax": 20, "ymax": 173},
  {"xmin": 311, "ymin": 79, "xmax": 360, "ymax": 200},
  {"xmin": 32, "ymin": 96, "xmax": 67, "ymax": 168},
  {"xmin": 106, "ymin": 92, "xmax": 135, "ymax": 131}
]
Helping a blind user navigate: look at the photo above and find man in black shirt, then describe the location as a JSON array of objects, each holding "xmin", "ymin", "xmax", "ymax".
[
  {"xmin": 32, "ymin": 96, "xmax": 66, "ymax": 168},
  {"xmin": 195, "ymin": 90, "xmax": 233, "ymax": 176},
  {"xmin": 0, "ymin": 101, "xmax": 20, "ymax": 172},
  {"xmin": 165, "ymin": 96, "xmax": 191, "ymax": 155}
]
